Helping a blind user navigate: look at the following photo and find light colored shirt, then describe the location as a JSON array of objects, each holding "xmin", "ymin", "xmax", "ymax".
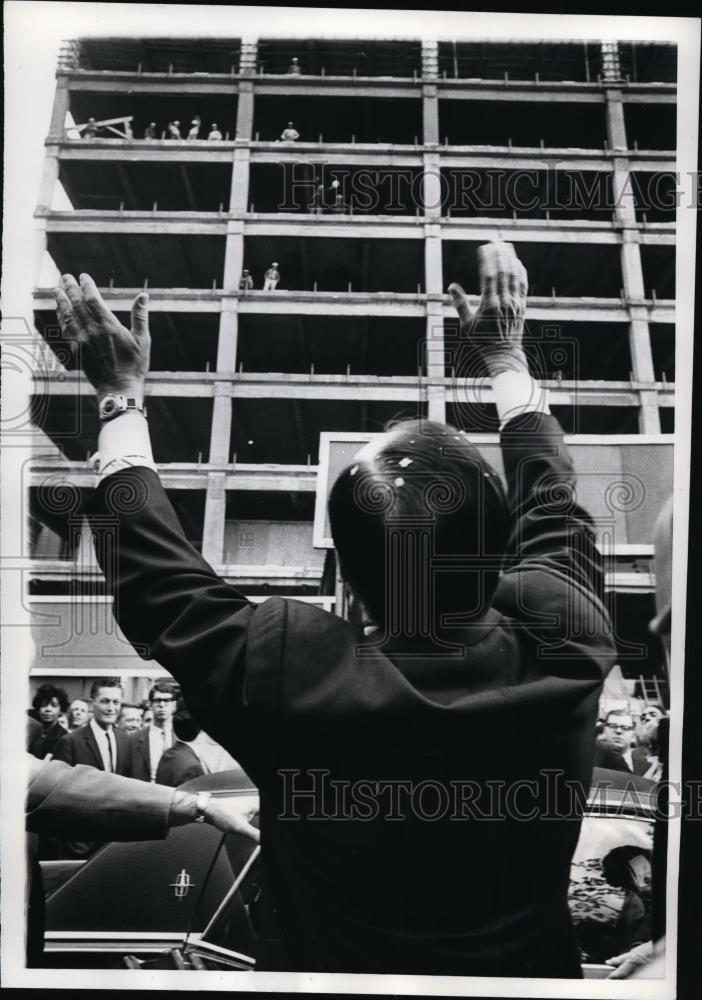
[
  {"xmin": 492, "ymin": 369, "xmax": 550, "ymax": 430},
  {"xmin": 148, "ymin": 723, "xmax": 173, "ymax": 782},
  {"xmin": 89, "ymin": 718, "xmax": 117, "ymax": 772}
]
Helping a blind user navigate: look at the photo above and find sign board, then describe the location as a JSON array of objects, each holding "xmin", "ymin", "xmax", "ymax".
[{"xmin": 313, "ymin": 432, "xmax": 673, "ymax": 552}]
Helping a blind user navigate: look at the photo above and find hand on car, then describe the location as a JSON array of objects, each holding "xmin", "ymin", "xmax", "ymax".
[
  {"xmin": 204, "ymin": 795, "xmax": 260, "ymax": 842},
  {"xmin": 54, "ymin": 273, "xmax": 150, "ymax": 398},
  {"xmin": 605, "ymin": 939, "xmax": 654, "ymax": 978},
  {"xmin": 449, "ymin": 241, "xmax": 529, "ymax": 377}
]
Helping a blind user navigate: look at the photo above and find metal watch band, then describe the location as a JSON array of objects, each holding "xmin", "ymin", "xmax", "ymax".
[
  {"xmin": 194, "ymin": 791, "xmax": 212, "ymax": 823},
  {"xmin": 98, "ymin": 394, "xmax": 147, "ymax": 422}
]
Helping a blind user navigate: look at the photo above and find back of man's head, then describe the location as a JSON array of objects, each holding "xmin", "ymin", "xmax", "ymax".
[
  {"xmin": 329, "ymin": 419, "xmax": 510, "ymax": 630},
  {"xmin": 172, "ymin": 700, "xmax": 201, "ymax": 743}
]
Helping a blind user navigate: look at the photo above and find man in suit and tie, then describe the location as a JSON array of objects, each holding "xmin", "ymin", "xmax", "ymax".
[
  {"xmin": 126, "ymin": 681, "xmax": 177, "ymax": 782},
  {"xmin": 52, "ymin": 677, "xmax": 128, "ymax": 775},
  {"xmin": 51, "ymin": 677, "xmax": 129, "ymax": 858}
]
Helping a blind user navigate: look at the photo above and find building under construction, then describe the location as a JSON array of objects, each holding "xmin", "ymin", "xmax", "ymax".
[{"xmin": 29, "ymin": 35, "xmax": 676, "ymax": 705}]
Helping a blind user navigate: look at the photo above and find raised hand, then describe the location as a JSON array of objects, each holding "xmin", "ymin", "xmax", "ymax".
[
  {"xmin": 449, "ymin": 241, "xmax": 529, "ymax": 377},
  {"xmin": 54, "ymin": 273, "xmax": 150, "ymax": 398}
]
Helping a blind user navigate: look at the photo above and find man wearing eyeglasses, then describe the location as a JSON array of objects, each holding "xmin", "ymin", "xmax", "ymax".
[
  {"xmin": 598, "ymin": 709, "xmax": 636, "ymax": 772},
  {"xmin": 126, "ymin": 681, "xmax": 177, "ymax": 782}
]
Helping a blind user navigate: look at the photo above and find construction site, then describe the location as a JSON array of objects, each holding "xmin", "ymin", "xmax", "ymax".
[{"xmin": 29, "ymin": 35, "xmax": 676, "ymax": 706}]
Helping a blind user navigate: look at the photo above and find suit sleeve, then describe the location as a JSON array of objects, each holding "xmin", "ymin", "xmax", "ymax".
[
  {"xmin": 86, "ymin": 469, "xmax": 264, "ymax": 766},
  {"xmin": 26, "ymin": 757, "xmax": 172, "ymax": 840},
  {"xmin": 495, "ymin": 411, "xmax": 615, "ymax": 674},
  {"xmin": 498, "ymin": 411, "xmax": 606, "ymax": 597}
]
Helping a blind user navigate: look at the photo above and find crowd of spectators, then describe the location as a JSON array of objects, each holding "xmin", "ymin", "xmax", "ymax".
[
  {"xmin": 594, "ymin": 702, "xmax": 667, "ymax": 779},
  {"xmin": 27, "ymin": 677, "xmax": 240, "ymax": 860}
]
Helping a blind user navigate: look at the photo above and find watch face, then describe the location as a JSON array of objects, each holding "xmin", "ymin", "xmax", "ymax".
[{"xmin": 101, "ymin": 398, "xmax": 117, "ymax": 416}]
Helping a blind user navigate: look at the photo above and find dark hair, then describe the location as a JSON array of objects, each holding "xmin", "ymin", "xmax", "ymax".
[
  {"xmin": 602, "ymin": 846, "xmax": 652, "ymax": 891},
  {"xmin": 329, "ymin": 419, "xmax": 510, "ymax": 630},
  {"xmin": 172, "ymin": 700, "xmax": 201, "ymax": 743},
  {"xmin": 149, "ymin": 680, "xmax": 177, "ymax": 703},
  {"xmin": 90, "ymin": 677, "xmax": 123, "ymax": 700},
  {"xmin": 32, "ymin": 683, "xmax": 69, "ymax": 714},
  {"xmin": 119, "ymin": 702, "xmax": 141, "ymax": 715}
]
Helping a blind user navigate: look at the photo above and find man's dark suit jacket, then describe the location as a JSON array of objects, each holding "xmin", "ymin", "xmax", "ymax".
[
  {"xmin": 51, "ymin": 722, "xmax": 129, "ymax": 775},
  {"xmin": 88, "ymin": 412, "xmax": 616, "ymax": 977},
  {"xmin": 126, "ymin": 726, "xmax": 153, "ymax": 781},
  {"xmin": 47, "ymin": 723, "xmax": 130, "ymax": 859},
  {"xmin": 126, "ymin": 725, "xmax": 174, "ymax": 781},
  {"xmin": 155, "ymin": 741, "xmax": 205, "ymax": 787},
  {"xmin": 593, "ymin": 741, "xmax": 631, "ymax": 772}
]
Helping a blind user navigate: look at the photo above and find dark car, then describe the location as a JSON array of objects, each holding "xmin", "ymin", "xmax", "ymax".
[{"xmin": 41, "ymin": 768, "xmax": 657, "ymax": 975}]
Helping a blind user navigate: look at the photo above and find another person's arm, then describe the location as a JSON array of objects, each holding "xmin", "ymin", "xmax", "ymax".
[{"xmin": 26, "ymin": 754, "xmax": 259, "ymax": 841}]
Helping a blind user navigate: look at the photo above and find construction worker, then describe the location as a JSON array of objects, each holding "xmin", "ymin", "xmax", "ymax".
[
  {"xmin": 167, "ymin": 120, "xmax": 181, "ymax": 140},
  {"xmin": 310, "ymin": 183, "xmax": 326, "ymax": 214},
  {"xmin": 208, "ymin": 123, "xmax": 223, "ymax": 140},
  {"xmin": 263, "ymin": 262, "xmax": 280, "ymax": 291},
  {"xmin": 280, "ymin": 121, "xmax": 300, "ymax": 142},
  {"xmin": 144, "ymin": 122, "xmax": 158, "ymax": 140},
  {"xmin": 239, "ymin": 269, "xmax": 254, "ymax": 292},
  {"xmin": 330, "ymin": 192, "xmax": 346, "ymax": 214},
  {"xmin": 187, "ymin": 117, "xmax": 201, "ymax": 140},
  {"xmin": 83, "ymin": 118, "xmax": 99, "ymax": 139},
  {"xmin": 287, "ymin": 57, "xmax": 301, "ymax": 75}
]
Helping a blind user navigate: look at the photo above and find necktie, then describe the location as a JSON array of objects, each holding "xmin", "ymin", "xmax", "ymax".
[{"xmin": 106, "ymin": 729, "xmax": 115, "ymax": 773}]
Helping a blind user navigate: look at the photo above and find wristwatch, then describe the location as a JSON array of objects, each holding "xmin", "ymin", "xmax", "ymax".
[
  {"xmin": 193, "ymin": 791, "xmax": 212, "ymax": 823},
  {"xmin": 98, "ymin": 394, "xmax": 147, "ymax": 422}
]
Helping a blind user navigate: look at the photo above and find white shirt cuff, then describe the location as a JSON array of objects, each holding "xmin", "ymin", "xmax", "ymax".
[
  {"xmin": 493, "ymin": 370, "xmax": 550, "ymax": 430},
  {"xmin": 95, "ymin": 411, "xmax": 157, "ymax": 482}
]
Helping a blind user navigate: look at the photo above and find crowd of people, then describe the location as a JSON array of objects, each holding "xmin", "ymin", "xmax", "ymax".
[
  {"xmin": 27, "ymin": 677, "xmax": 240, "ymax": 860},
  {"xmin": 594, "ymin": 703, "xmax": 667, "ymax": 779}
]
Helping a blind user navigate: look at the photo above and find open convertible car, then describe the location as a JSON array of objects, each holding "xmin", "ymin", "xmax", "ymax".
[{"xmin": 41, "ymin": 767, "xmax": 657, "ymax": 976}]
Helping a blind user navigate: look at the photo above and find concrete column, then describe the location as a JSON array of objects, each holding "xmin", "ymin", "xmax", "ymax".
[
  {"xmin": 612, "ymin": 156, "xmax": 638, "ymax": 229},
  {"xmin": 425, "ymin": 299, "xmax": 446, "ymax": 423},
  {"xmin": 239, "ymin": 37, "xmax": 259, "ymax": 75},
  {"xmin": 422, "ymin": 83, "xmax": 439, "ymax": 145},
  {"xmin": 48, "ymin": 77, "xmax": 70, "ymax": 138},
  {"xmin": 209, "ymin": 384, "xmax": 233, "ymax": 463},
  {"xmin": 421, "ymin": 40, "xmax": 439, "ymax": 80},
  {"xmin": 34, "ymin": 221, "xmax": 48, "ymax": 283},
  {"xmin": 620, "ymin": 229, "xmax": 645, "ymax": 299},
  {"xmin": 629, "ymin": 305, "xmax": 660, "ymax": 433},
  {"xmin": 222, "ymin": 220, "xmax": 245, "ymax": 291},
  {"xmin": 236, "ymin": 82, "xmax": 254, "ymax": 141},
  {"xmin": 37, "ymin": 147, "xmax": 60, "ymax": 212},
  {"xmin": 605, "ymin": 89, "xmax": 627, "ymax": 152},
  {"xmin": 424, "ymin": 223, "xmax": 443, "ymax": 295},
  {"xmin": 637, "ymin": 388, "xmax": 661, "ymax": 435},
  {"xmin": 216, "ymin": 306, "xmax": 239, "ymax": 372},
  {"xmin": 230, "ymin": 147, "xmax": 251, "ymax": 212},
  {"xmin": 422, "ymin": 151, "xmax": 442, "ymax": 220},
  {"xmin": 202, "ymin": 471, "xmax": 227, "ymax": 564}
]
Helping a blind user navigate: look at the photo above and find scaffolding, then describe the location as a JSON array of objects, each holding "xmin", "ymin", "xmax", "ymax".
[{"xmin": 30, "ymin": 36, "xmax": 675, "ymax": 694}]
